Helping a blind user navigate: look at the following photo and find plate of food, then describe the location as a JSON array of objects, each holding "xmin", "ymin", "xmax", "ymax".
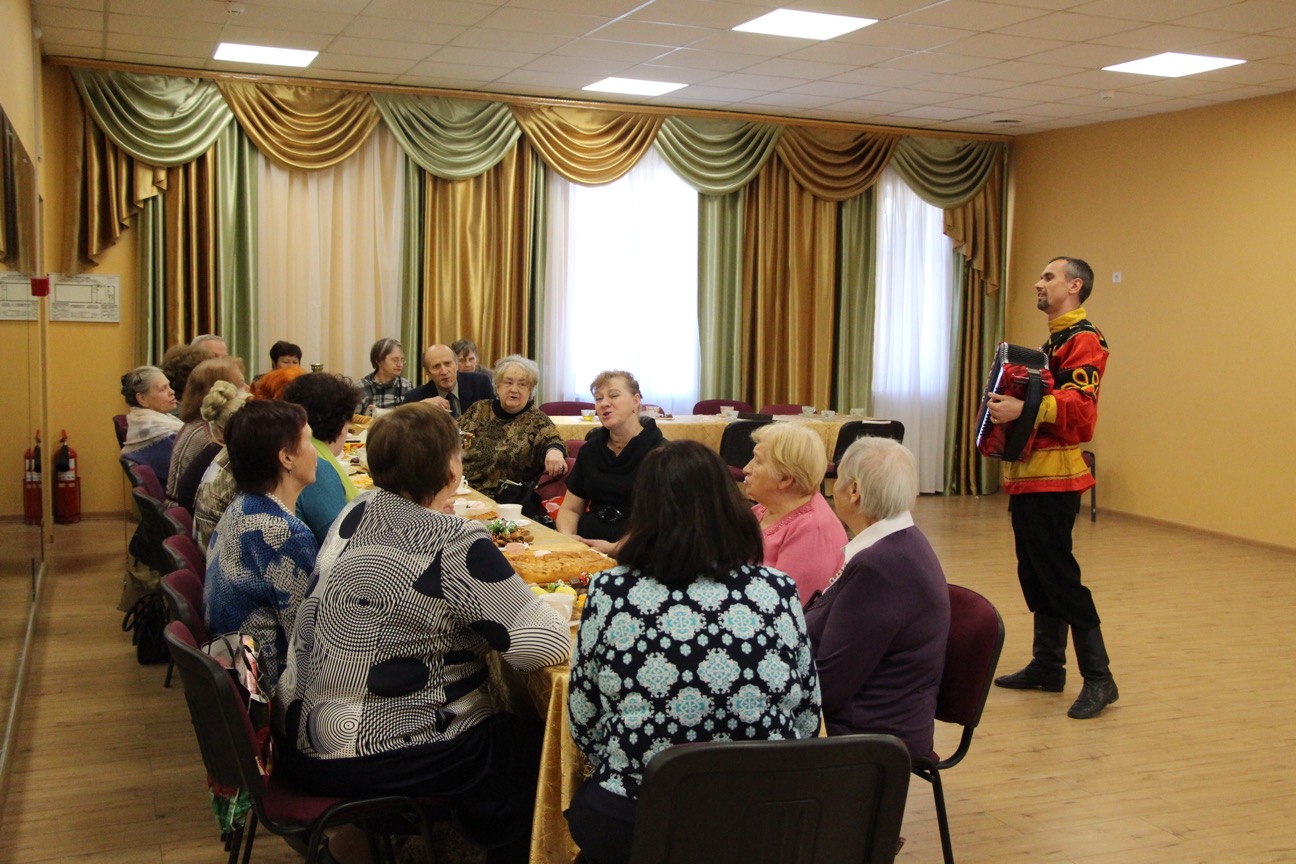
[{"xmin": 486, "ymin": 518, "xmax": 533, "ymax": 548}]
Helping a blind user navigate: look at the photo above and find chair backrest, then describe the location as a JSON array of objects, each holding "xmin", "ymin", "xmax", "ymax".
[
  {"xmin": 759, "ymin": 403, "xmax": 804, "ymax": 416},
  {"xmin": 692, "ymin": 399, "xmax": 754, "ymax": 415},
  {"xmin": 830, "ymin": 420, "xmax": 907, "ymax": 464},
  {"xmin": 718, "ymin": 418, "xmax": 772, "ymax": 471},
  {"xmin": 630, "ymin": 735, "xmax": 910, "ymax": 864},
  {"xmin": 163, "ymin": 533, "xmax": 206, "ymax": 578},
  {"xmin": 937, "ymin": 585, "xmax": 1005, "ymax": 732},
  {"xmin": 539, "ymin": 400, "xmax": 595, "ymax": 416},
  {"xmin": 163, "ymin": 506, "xmax": 193, "ymax": 538},
  {"xmin": 164, "ymin": 622, "xmax": 267, "ymax": 797},
  {"xmin": 113, "ymin": 414, "xmax": 129, "ymax": 447},
  {"xmin": 124, "ymin": 460, "xmax": 167, "ymax": 501},
  {"xmin": 161, "ymin": 569, "xmax": 210, "ymax": 644},
  {"xmin": 565, "ymin": 438, "xmax": 586, "ymax": 458}
]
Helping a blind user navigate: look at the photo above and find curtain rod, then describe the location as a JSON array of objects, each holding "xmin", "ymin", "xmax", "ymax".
[{"xmin": 47, "ymin": 55, "xmax": 1013, "ymax": 145}]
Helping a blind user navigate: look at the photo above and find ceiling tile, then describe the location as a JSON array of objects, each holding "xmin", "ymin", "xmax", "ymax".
[
  {"xmin": 1017, "ymin": 41, "xmax": 1142, "ymax": 68},
  {"xmin": 892, "ymin": 104, "xmax": 986, "ymax": 120},
  {"xmin": 994, "ymin": 12, "xmax": 1143, "ymax": 41},
  {"xmin": 835, "ymin": 22, "xmax": 976, "ymax": 52},
  {"xmin": 1174, "ymin": 0, "xmax": 1296, "ymax": 34},
  {"xmin": 738, "ymin": 57, "xmax": 859, "ymax": 79},
  {"xmin": 735, "ymin": 91, "xmax": 841, "ymax": 110},
  {"xmin": 685, "ymin": 30, "xmax": 822, "ymax": 58},
  {"xmin": 778, "ymin": 41, "xmax": 910, "ymax": 66},
  {"xmin": 428, "ymin": 44, "xmax": 539, "ymax": 68},
  {"xmin": 311, "ymin": 54, "xmax": 412, "ymax": 75},
  {"xmin": 553, "ymin": 38, "xmax": 675, "ymax": 64},
  {"xmin": 1121, "ymin": 77, "xmax": 1242, "ymax": 98},
  {"xmin": 475, "ymin": 6, "xmax": 612, "ymax": 38},
  {"xmin": 587, "ymin": 19, "xmax": 716, "ymax": 48},
  {"xmin": 647, "ymin": 47, "xmax": 765, "ymax": 73},
  {"xmin": 39, "ymin": 0, "xmax": 103, "ymax": 9},
  {"xmin": 327, "ymin": 36, "xmax": 435, "ymax": 61},
  {"xmin": 935, "ymin": 93, "xmax": 1040, "ymax": 112},
  {"xmin": 878, "ymin": 51, "xmax": 1000, "ymax": 74},
  {"xmin": 217, "ymin": 24, "xmax": 332, "ymax": 49},
  {"xmin": 449, "ymin": 27, "xmax": 567, "ymax": 52},
  {"xmin": 36, "ymin": 5, "xmax": 103, "ymax": 29},
  {"xmin": 1090, "ymin": 23, "xmax": 1240, "ymax": 52},
  {"xmin": 937, "ymin": 32, "xmax": 1068, "ymax": 60},
  {"xmin": 895, "ymin": 0, "xmax": 1050, "ymax": 30},
  {"xmin": 494, "ymin": 67, "xmax": 602, "ymax": 89},
  {"xmin": 828, "ymin": 66, "xmax": 937, "ymax": 87},
  {"xmin": 404, "ymin": 59, "xmax": 509, "ymax": 81},
  {"xmin": 1192, "ymin": 33, "xmax": 1296, "ymax": 61},
  {"xmin": 37, "ymin": 25, "xmax": 103, "ymax": 48},
  {"xmin": 362, "ymin": 0, "xmax": 498, "ymax": 27},
  {"xmin": 629, "ymin": 63, "xmax": 724, "ymax": 85},
  {"xmin": 339, "ymin": 19, "xmax": 460, "ymax": 45},
  {"xmin": 107, "ymin": 12, "xmax": 221, "ymax": 40},
  {"xmin": 509, "ymin": 0, "xmax": 645, "ymax": 16},
  {"xmin": 1068, "ymin": 0, "xmax": 1239, "ymax": 23},
  {"xmin": 962, "ymin": 59, "xmax": 1069, "ymax": 82},
  {"xmin": 981, "ymin": 0, "xmax": 1085, "ymax": 10},
  {"xmin": 701, "ymin": 71, "xmax": 812, "ymax": 92},
  {"xmin": 111, "ymin": 0, "xmax": 225, "ymax": 22},
  {"xmin": 228, "ymin": 4, "xmax": 355, "ymax": 35},
  {"xmin": 990, "ymin": 81, "xmax": 1094, "ymax": 101},
  {"xmin": 908, "ymin": 75, "xmax": 1014, "ymax": 96},
  {"xmin": 627, "ymin": 0, "xmax": 779, "ymax": 30},
  {"xmin": 107, "ymin": 31, "xmax": 217, "ymax": 56},
  {"xmin": 781, "ymin": 80, "xmax": 887, "ymax": 99},
  {"xmin": 522, "ymin": 54, "xmax": 632, "ymax": 77}
]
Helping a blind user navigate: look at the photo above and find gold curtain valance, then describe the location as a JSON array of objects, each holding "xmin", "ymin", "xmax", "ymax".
[
  {"xmin": 216, "ymin": 80, "xmax": 380, "ymax": 171},
  {"xmin": 944, "ymin": 160, "xmax": 1004, "ymax": 294},
  {"xmin": 510, "ymin": 105, "xmax": 661, "ymax": 186},
  {"xmin": 774, "ymin": 126, "xmax": 899, "ymax": 201}
]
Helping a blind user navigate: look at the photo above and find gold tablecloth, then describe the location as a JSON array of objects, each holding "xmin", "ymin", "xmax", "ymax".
[{"xmin": 550, "ymin": 413, "xmax": 857, "ymax": 460}]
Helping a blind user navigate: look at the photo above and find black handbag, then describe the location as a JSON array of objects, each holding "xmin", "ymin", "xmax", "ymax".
[
  {"xmin": 122, "ymin": 592, "xmax": 169, "ymax": 665},
  {"xmin": 487, "ymin": 478, "xmax": 555, "ymax": 526}
]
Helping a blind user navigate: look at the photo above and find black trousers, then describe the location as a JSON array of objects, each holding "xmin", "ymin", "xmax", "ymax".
[
  {"xmin": 565, "ymin": 781, "xmax": 637, "ymax": 864},
  {"xmin": 1009, "ymin": 491, "xmax": 1101, "ymax": 631}
]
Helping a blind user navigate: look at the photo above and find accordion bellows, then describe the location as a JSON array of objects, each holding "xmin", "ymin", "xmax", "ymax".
[{"xmin": 975, "ymin": 343, "xmax": 1053, "ymax": 462}]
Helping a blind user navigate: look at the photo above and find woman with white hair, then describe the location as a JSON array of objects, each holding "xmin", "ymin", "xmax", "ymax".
[
  {"xmin": 803, "ymin": 436, "xmax": 950, "ymax": 760},
  {"xmin": 458, "ymin": 354, "xmax": 567, "ymax": 497},
  {"xmin": 742, "ymin": 423, "xmax": 848, "ymax": 605}
]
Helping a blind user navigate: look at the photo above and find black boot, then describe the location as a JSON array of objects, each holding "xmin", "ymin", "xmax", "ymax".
[
  {"xmin": 1068, "ymin": 625, "xmax": 1118, "ymax": 719},
  {"xmin": 994, "ymin": 613, "xmax": 1068, "ymax": 691}
]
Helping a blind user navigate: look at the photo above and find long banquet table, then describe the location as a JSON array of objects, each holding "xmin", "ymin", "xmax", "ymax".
[
  {"xmin": 550, "ymin": 412, "xmax": 859, "ymax": 460},
  {"xmin": 457, "ymin": 487, "xmax": 599, "ymax": 864}
]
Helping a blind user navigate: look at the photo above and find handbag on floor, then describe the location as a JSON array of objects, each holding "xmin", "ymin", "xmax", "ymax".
[{"xmin": 121, "ymin": 592, "xmax": 168, "ymax": 665}]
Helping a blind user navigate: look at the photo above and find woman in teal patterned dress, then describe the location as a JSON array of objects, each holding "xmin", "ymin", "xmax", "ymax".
[{"xmin": 564, "ymin": 440, "xmax": 822, "ymax": 864}]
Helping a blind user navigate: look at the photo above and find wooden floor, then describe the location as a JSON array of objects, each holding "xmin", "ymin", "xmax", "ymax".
[{"xmin": 2, "ymin": 495, "xmax": 1294, "ymax": 863}]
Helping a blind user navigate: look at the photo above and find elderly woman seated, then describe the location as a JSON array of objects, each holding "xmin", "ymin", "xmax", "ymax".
[
  {"xmin": 166, "ymin": 356, "xmax": 246, "ymax": 509},
  {"xmin": 120, "ymin": 365, "xmax": 183, "ymax": 481},
  {"xmin": 566, "ymin": 440, "xmax": 822, "ymax": 864},
  {"xmin": 204, "ymin": 399, "xmax": 319, "ymax": 686},
  {"xmin": 458, "ymin": 355, "xmax": 566, "ymax": 506},
  {"xmin": 742, "ymin": 423, "xmax": 847, "ymax": 605},
  {"xmin": 283, "ymin": 372, "xmax": 361, "ymax": 544},
  {"xmin": 192, "ymin": 383, "xmax": 250, "ymax": 552},
  {"xmin": 804, "ymin": 436, "xmax": 950, "ymax": 760},
  {"xmin": 278, "ymin": 402, "xmax": 571, "ymax": 862}
]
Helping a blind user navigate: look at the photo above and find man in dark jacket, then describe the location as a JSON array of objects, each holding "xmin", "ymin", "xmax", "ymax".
[{"xmin": 403, "ymin": 343, "xmax": 493, "ymax": 418}]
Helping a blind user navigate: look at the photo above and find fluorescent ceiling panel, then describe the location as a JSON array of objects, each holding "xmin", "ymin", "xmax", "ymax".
[
  {"xmin": 1103, "ymin": 52, "xmax": 1244, "ymax": 78},
  {"xmin": 583, "ymin": 77, "xmax": 687, "ymax": 96},
  {"xmin": 733, "ymin": 9, "xmax": 877, "ymax": 41},
  {"xmin": 214, "ymin": 42, "xmax": 318, "ymax": 67}
]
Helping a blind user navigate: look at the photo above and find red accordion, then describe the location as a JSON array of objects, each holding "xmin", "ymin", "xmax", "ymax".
[{"xmin": 975, "ymin": 343, "xmax": 1054, "ymax": 462}]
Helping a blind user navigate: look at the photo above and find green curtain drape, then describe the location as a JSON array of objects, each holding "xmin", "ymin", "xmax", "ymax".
[
  {"xmin": 216, "ymin": 81, "xmax": 380, "ymax": 171},
  {"xmin": 375, "ymin": 93, "xmax": 521, "ymax": 180},
  {"xmin": 697, "ymin": 189, "xmax": 747, "ymax": 400},
  {"xmin": 71, "ymin": 68, "xmax": 233, "ymax": 166},
  {"xmin": 653, "ymin": 116, "xmax": 782, "ymax": 195},
  {"xmin": 398, "ymin": 154, "xmax": 425, "ymax": 369},
  {"xmin": 890, "ymin": 137, "xmax": 1003, "ymax": 209},
  {"xmin": 212, "ymin": 123, "xmax": 258, "ymax": 364},
  {"xmin": 834, "ymin": 188, "xmax": 877, "ymax": 415}
]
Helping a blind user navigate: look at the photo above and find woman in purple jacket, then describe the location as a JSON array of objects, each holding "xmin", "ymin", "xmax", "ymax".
[{"xmin": 803, "ymin": 436, "xmax": 950, "ymax": 760}]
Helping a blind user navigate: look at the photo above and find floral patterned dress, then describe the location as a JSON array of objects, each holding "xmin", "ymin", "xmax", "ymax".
[{"xmin": 568, "ymin": 563, "xmax": 821, "ymax": 800}]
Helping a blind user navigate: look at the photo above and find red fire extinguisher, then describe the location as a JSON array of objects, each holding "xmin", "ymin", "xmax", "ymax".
[
  {"xmin": 54, "ymin": 429, "xmax": 82, "ymax": 524},
  {"xmin": 23, "ymin": 430, "xmax": 42, "ymax": 525}
]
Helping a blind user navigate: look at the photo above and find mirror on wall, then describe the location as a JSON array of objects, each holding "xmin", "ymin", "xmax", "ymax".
[{"xmin": 0, "ymin": 103, "xmax": 43, "ymax": 774}]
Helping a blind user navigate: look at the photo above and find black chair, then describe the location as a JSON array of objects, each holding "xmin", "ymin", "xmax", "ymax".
[
  {"xmin": 692, "ymin": 399, "xmax": 754, "ymax": 415},
  {"xmin": 718, "ymin": 418, "xmax": 772, "ymax": 482},
  {"xmin": 122, "ymin": 458, "xmax": 167, "ymax": 501},
  {"xmin": 911, "ymin": 585, "xmax": 1004, "ymax": 864},
  {"xmin": 630, "ymin": 735, "xmax": 911, "ymax": 864},
  {"xmin": 823, "ymin": 420, "xmax": 906, "ymax": 495},
  {"xmin": 164, "ymin": 622, "xmax": 443, "ymax": 864},
  {"xmin": 1081, "ymin": 450, "xmax": 1096, "ymax": 521},
  {"xmin": 112, "ymin": 413, "xmax": 128, "ymax": 447},
  {"xmin": 130, "ymin": 485, "xmax": 174, "ymax": 574},
  {"xmin": 539, "ymin": 400, "xmax": 595, "ymax": 416},
  {"xmin": 163, "ymin": 505, "xmax": 193, "ymax": 538},
  {"xmin": 163, "ymin": 533, "xmax": 206, "ymax": 578}
]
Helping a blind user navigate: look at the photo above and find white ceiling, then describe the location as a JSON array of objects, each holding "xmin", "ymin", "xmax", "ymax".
[{"xmin": 31, "ymin": 0, "xmax": 1296, "ymax": 136}]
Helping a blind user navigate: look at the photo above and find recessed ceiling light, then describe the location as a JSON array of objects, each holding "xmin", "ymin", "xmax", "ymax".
[
  {"xmin": 583, "ymin": 77, "xmax": 687, "ymax": 97},
  {"xmin": 1102, "ymin": 52, "xmax": 1243, "ymax": 78},
  {"xmin": 214, "ymin": 42, "xmax": 318, "ymax": 68},
  {"xmin": 733, "ymin": 9, "xmax": 877, "ymax": 41}
]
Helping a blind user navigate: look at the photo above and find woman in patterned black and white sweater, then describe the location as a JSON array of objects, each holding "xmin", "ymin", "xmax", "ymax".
[
  {"xmin": 565, "ymin": 440, "xmax": 823, "ymax": 864},
  {"xmin": 278, "ymin": 401, "xmax": 571, "ymax": 863}
]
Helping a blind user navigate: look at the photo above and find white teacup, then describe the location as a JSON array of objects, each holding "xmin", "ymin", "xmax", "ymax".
[
  {"xmin": 801, "ymin": 405, "xmax": 815, "ymax": 415},
  {"xmin": 720, "ymin": 406, "xmax": 737, "ymax": 418},
  {"xmin": 850, "ymin": 407, "xmax": 867, "ymax": 416},
  {"xmin": 822, "ymin": 409, "xmax": 837, "ymax": 419},
  {"xmin": 497, "ymin": 503, "xmax": 524, "ymax": 521},
  {"xmin": 580, "ymin": 408, "xmax": 595, "ymax": 421},
  {"xmin": 539, "ymin": 592, "xmax": 575, "ymax": 621}
]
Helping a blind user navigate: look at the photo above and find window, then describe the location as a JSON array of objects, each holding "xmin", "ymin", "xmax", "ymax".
[
  {"xmin": 872, "ymin": 167, "xmax": 954, "ymax": 492},
  {"xmin": 541, "ymin": 148, "xmax": 699, "ymax": 414}
]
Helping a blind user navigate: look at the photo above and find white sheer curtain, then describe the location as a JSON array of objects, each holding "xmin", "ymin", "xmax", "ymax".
[
  {"xmin": 872, "ymin": 167, "xmax": 954, "ymax": 493},
  {"xmin": 541, "ymin": 148, "xmax": 699, "ymax": 414},
  {"xmin": 257, "ymin": 125, "xmax": 404, "ymax": 381}
]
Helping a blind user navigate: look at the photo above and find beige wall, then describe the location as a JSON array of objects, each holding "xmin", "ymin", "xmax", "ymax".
[
  {"xmin": 0, "ymin": 0, "xmax": 39, "ymax": 520},
  {"xmin": 1008, "ymin": 91, "xmax": 1296, "ymax": 549}
]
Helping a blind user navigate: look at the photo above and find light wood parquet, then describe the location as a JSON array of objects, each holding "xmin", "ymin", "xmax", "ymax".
[{"xmin": 1, "ymin": 495, "xmax": 1293, "ymax": 863}]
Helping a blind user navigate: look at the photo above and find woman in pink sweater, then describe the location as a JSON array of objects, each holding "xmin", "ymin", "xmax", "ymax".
[{"xmin": 743, "ymin": 422, "xmax": 847, "ymax": 605}]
